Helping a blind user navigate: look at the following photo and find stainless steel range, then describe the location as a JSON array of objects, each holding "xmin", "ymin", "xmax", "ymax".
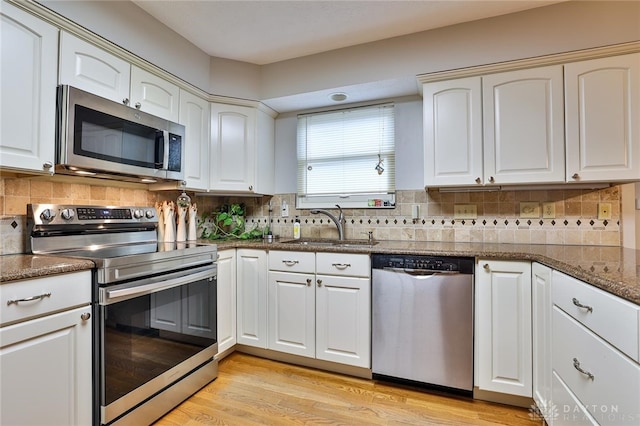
[{"xmin": 27, "ymin": 204, "xmax": 218, "ymax": 426}]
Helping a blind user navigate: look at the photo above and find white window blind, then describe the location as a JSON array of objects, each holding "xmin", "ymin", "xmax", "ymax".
[{"xmin": 297, "ymin": 103, "xmax": 395, "ymax": 207}]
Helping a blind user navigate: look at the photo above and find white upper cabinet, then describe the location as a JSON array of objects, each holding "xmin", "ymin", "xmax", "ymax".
[
  {"xmin": 565, "ymin": 53, "xmax": 640, "ymax": 183},
  {"xmin": 423, "ymin": 65, "xmax": 565, "ymax": 187},
  {"xmin": 483, "ymin": 65, "xmax": 565, "ymax": 185},
  {"xmin": 0, "ymin": 3, "xmax": 58, "ymax": 175},
  {"xmin": 423, "ymin": 77, "xmax": 483, "ymax": 187},
  {"xmin": 210, "ymin": 103, "xmax": 257, "ymax": 193},
  {"xmin": 179, "ymin": 89, "xmax": 210, "ymax": 190},
  {"xmin": 59, "ymin": 31, "xmax": 131, "ymax": 104},
  {"xmin": 130, "ymin": 66, "xmax": 180, "ymax": 122}
]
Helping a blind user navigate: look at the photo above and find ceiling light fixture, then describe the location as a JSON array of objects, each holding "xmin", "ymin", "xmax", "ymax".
[{"xmin": 330, "ymin": 92, "xmax": 348, "ymax": 102}]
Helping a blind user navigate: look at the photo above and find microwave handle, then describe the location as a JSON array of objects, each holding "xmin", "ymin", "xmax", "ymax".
[
  {"xmin": 161, "ymin": 130, "xmax": 170, "ymax": 170},
  {"xmin": 155, "ymin": 130, "xmax": 169, "ymax": 170}
]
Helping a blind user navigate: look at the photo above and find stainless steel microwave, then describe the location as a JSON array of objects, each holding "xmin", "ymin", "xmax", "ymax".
[{"xmin": 56, "ymin": 85, "xmax": 185, "ymax": 183}]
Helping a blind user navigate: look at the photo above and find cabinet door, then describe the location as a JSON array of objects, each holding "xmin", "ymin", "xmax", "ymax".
[
  {"xmin": 483, "ymin": 66, "xmax": 565, "ymax": 185},
  {"xmin": 565, "ymin": 53, "xmax": 640, "ymax": 182},
  {"xmin": 0, "ymin": 306, "xmax": 92, "ymax": 426},
  {"xmin": 532, "ymin": 263, "xmax": 552, "ymax": 419},
  {"xmin": 236, "ymin": 249, "xmax": 267, "ymax": 348},
  {"xmin": 179, "ymin": 90, "xmax": 210, "ymax": 191},
  {"xmin": 210, "ymin": 103, "xmax": 256, "ymax": 193},
  {"xmin": 59, "ymin": 31, "xmax": 131, "ymax": 104},
  {"xmin": 476, "ymin": 260, "xmax": 532, "ymax": 397},
  {"xmin": 130, "ymin": 65, "xmax": 180, "ymax": 122},
  {"xmin": 0, "ymin": 3, "xmax": 57, "ymax": 175},
  {"xmin": 316, "ymin": 275, "xmax": 370, "ymax": 368},
  {"xmin": 423, "ymin": 77, "xmax": 483, "ymax": 187},
  {"xmin": 217, "ymin": 249, "xmax": 237, "ymax": 354},
  {"xmin": 267, "ymin": 271, "xmax": 315, "ymax": 358}
]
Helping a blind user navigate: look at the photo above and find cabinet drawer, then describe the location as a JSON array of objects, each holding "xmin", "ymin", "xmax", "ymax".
[
  {"xmin": 0, "ymin": 271, "xmax": 91, "ymax": 326},
  {"xmin": 316, "ymin": 253, "xmax": 370, "ymax": 277},
  {"xmin": 268, "ymin": 251, "xmax": 315, "ymax": 273},
  {"xmin": 552, "ymin": 270, "xmax": 639, "ymax": 362},
  {"xmin": 551, "ymin": 370, "xmax": 598, "ymax": 425},
  {"xmin": 552, "ymin": 306, "xmax": 640, "ymax": 423}
]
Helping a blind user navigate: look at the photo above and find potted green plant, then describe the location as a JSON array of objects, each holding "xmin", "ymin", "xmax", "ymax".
[{"xmin": 200, "ymin": 203, "xmax": 264, "ymax": 240}]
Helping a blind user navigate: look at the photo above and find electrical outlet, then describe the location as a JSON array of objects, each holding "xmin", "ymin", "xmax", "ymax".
[
  {"xmin": 542, "ymin": 202, "xmax": 556, "ymax": 219},
  {"xmin": 411, "ymin": 204, "xmax": 420, "ymax": 219},
  {"xmin": 598, "ymin": 203, "xmax": 612, "ymax": 220},
  {"xmin": 281, "ymin": 201, "xmax": 289, "ymax": 218},
  {"xmin": 453, "ymin": 204, "xmax": 477, "ymax": 219},
  {"xmin": 519, "ymin": 202, "xmax": 540, "ymax": 218}
]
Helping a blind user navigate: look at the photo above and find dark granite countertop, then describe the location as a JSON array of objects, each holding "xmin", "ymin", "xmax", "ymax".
[
  {"xmin": 211, "ymin": 239, "xmax": 640, "ymax": 305},
  {"xmin": 2, "ymin": 240, "xmax": 638, "ymax": 305},
  {"xmin": 0, "ymin": 254, "xmax": 95, "ymax": 283}
]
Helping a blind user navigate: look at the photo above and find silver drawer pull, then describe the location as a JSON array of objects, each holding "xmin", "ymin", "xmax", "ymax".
[
  {"xmin": 573, "ymin": 358, "xmax": 594, "ymax": 380},
  {"xmin": 7, "ymin": 292, "xmax": 51, "ymax": 306},
  {"xmin": 332, "ymin": 263, "xmax": 351, "ymax": 269},
  {"xmin": 572, "ymin": 298, "xmax": 593, "ymax": 313},
  {"xmin": 282, "ymin": 260, "xmax": 299, "ymax": 266}
]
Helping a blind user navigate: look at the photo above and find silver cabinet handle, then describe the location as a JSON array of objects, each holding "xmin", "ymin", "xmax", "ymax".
[
  {"xmin": 475, "ymin": 177, "xmax": 481, "ymax": 184},
  {"xmin": 42, "ymin": 161, "xmax": 53, "ymax": 170},
  {"xmin": 80, "ymin": 312, "xmax": 91, "ymax": 321},
  {"xmin": 122, "ymin": 98, "xmax": 129, "ymax": 105},
  {"xmin": 135, "ymin": 102, "xmax": 141, "ymax": 109},
  {"xmin": 306, "ymin": 278, "xmax": 312, "ymax": 287},
  {"xmin": 483, "ymin": 263, "xmax": 490, "ymax": 271},
  {"xmin": 332, "ymin": 263, "xmax": 351, "ymax": 269},
  {"xmin": 249, "ymin": 185, "xmax": 253, "ymax": 191},
  {"xmin": 488, "ymin": 176, "xmax": 495, "ymax": 183},
  {"xmin": 572, "ymin": 298, "xmax": 593, "ymax": 313},
  {"xmin": 282, "ymin": 260, "xmax": 299, "ymax": 266},
  {"xmin": 573, "ymin": 358, "xmax": 594, "ymax": 380},
  {"xmin": 572, "ymin": 173, "xmax": 580, "ymax": 180},
  {"xmin": 7, "ymin": 292, "xmax": 51, "ymax": 306},
  {"xmin": 317, "ymin": 279, "xmax": 322, "ymax": 287}
]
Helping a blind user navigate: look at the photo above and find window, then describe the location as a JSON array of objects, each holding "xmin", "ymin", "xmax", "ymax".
[{"xmin": 296, "ymin": 103, "xmax": 395, "ymax": 209}]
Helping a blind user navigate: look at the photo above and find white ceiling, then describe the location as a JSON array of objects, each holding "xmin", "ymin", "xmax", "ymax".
[{"xmin": 132, "ymin": 0, "xmax": 562, "ymax": 66}]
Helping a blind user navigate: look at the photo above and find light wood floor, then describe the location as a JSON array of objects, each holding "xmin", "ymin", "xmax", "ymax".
[{"xmin": 155, "ymin": 352, "xmax": 540, "ymax": 425}]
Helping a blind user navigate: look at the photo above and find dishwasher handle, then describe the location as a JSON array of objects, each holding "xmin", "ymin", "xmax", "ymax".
[{"xmin": 381, "ymin": 267, "xmax": 462, "ymax": 276}]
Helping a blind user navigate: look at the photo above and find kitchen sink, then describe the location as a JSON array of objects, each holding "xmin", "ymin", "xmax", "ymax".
[{"xmin": 281, "ymin": 238, "xmax": 378, "ymax": 247}]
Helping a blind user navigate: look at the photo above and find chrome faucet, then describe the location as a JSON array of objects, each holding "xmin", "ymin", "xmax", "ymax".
[{"xmin": 310, "ymin": 204, "xmax": 345, "ymax": 240}]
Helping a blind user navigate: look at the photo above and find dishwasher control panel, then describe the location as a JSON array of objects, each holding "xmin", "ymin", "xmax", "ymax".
[{"xmin": 371, "ymin": 254, "xmax": 474, "ymax": 274}]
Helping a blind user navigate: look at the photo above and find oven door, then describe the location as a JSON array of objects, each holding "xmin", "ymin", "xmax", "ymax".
[{"xmin": 99, "ymin": 266, "xmax": 217, "ymax": 425}]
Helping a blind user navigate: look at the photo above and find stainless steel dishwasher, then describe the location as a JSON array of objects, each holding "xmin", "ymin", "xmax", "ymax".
[{"xmin": 372, "ymin": 254, "xmax": 474, "ymax": 393}]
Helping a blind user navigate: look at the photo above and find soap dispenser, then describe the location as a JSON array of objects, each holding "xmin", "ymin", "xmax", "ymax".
[{"xmin": 293, "ymin": 216, "xmax": 301, "ymax": 239}]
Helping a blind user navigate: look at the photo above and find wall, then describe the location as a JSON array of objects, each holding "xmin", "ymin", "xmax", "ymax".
[{"xmin": 38, "ymin": 1, "xmax": 640, "ymax": 104}]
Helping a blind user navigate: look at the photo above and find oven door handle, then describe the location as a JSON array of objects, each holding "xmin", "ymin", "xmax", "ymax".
[{"xmin": 101, "ymin": 266, "xmax": 214, "ymax": 305}]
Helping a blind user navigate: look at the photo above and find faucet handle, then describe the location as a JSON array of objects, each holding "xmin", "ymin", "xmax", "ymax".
[{"xmin": 335, "ymin": 204, "xmax": 344, "ymax": 220}]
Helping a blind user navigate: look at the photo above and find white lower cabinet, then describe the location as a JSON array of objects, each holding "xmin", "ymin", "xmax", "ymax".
[
  {"xmin": 217, "ymin": 249, "xmax": 237, "ymax": 354},
  {"xmin": 236, "ymin": 249, "xmax": 268, "ymax": 348},
  {"xmin": 551, "ymin": 270, "xmax": 640, "ymax": 425},
  {"xmin": 532, "ymin": 262, "xmax": 553, "ymax": 421},
  {"xmin": 267, "ymin": 251, "xmax": 371, "ymax": 368},
  {"xmin": 475, "ymin": 260, "xmax": 532, "ymax": 397},
  {"xmin": 0, "ymin": 271, "xmax": 92, "ymax": 426}
]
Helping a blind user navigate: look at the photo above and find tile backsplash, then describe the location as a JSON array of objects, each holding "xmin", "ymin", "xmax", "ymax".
[
  {"xmin": 0, "ymin": 175, "xmax": 622, "ymax": 255},
  {"xmin": 239, "ymin": 187, "xmax": 621, "ymax": 246}
]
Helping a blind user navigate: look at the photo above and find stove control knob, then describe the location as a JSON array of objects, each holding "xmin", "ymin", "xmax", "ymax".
[
  {"xmin": 145, "ymin": 210, "xmax": 155, "ymax": 219},
  {"xmin": 133, "ymin": 209, "xmax": 144, "ymax": 219},
  {"xmin": 61, "ymin": 209, "xmax": 75, "ymax": 221},
  {"xmin": 40, "ymin": 209, "xmax": 56, "ymax": 222}
]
